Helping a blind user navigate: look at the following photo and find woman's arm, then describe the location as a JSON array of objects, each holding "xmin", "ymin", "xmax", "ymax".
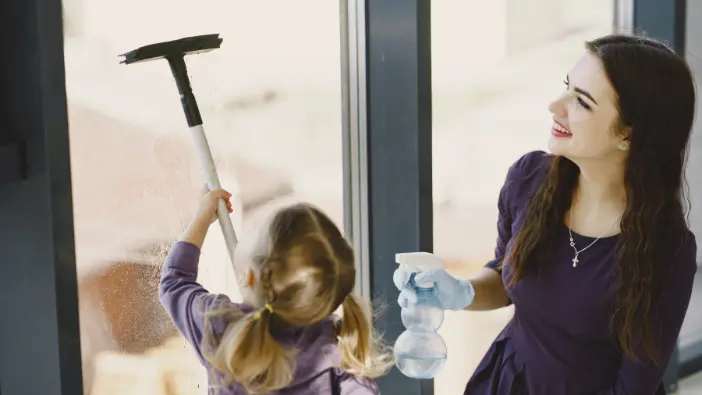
[
  {"xmin": 464, "ymin": 158, "xmax": 516, "ymax": 311},
  {"xmin": 397, "ymin": 152, "xmax": 542, "ymax": 312},
  {"xmin": 465, "ymin": 268, "xmax": 510, "ymax": 311}
]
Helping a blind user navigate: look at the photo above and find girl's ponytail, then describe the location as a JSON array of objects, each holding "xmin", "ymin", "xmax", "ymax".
[
  {"xmin": 207, "ymin": 305, "xmax": 293, "ymax": 393},
  {"xmin": 337, "ymin": 294, "xmax": 394, "ymax": 377}
]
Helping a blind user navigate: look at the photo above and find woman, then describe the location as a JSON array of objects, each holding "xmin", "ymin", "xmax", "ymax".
[{"xmin": 394, "ymin": 34, "xmax": 698, "ymax": 394}]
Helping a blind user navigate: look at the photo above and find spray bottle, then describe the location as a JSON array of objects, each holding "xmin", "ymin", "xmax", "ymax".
[{"xmin": 393, "ymin": 252, "xmax": 447, "ymax": 379}]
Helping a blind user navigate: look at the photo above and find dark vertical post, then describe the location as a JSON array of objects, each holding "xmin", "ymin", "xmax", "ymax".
[
  {"xmin": 633, "ymin": 0, "xmax": 686, "ymax": 54},
  {"xmin": 365, "ymin": 0, "xmax": 434, "ymax": 394},
  {"xmin": 0, "ymin": 0, "xmax": 83, "ymax": 394}
]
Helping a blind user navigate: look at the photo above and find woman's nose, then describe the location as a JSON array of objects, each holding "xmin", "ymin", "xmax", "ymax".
[{"xmin": 548, "ymin": 92, "xmax": 571, "ymax": 117}]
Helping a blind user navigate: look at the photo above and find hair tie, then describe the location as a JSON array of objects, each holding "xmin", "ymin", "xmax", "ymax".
[{"xmin": 253, "ymin": 303, "xmax": 274, "ymax": 320}]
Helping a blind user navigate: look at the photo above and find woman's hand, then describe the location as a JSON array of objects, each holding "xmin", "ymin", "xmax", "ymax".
[{"xmin": 393, "ymin": 264, "xmax": 476, "ymax": 311}]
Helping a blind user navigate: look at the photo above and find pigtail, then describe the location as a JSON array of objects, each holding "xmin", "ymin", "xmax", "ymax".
[
  {"xmin": 207, "ymin": 306, "xmax": 294, "ymax": 393},
  {"xmin": 337, "ymin": 294, "xmax": 394, "ymax": 378}
]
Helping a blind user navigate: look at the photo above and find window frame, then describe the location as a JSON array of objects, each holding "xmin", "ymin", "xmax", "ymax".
[{"xmin": 341, "ymin": 0, "xmax": 434, "ymax": 393}]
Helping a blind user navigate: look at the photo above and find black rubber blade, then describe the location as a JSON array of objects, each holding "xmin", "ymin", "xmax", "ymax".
[{"xmin": 119, "ymin": 33, "xmax": 223, "ymax": 65}]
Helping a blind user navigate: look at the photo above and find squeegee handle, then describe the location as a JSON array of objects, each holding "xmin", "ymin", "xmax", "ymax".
[{"xmin": 189, "ymin": 124, "xmax": 241, "ymax": 281}]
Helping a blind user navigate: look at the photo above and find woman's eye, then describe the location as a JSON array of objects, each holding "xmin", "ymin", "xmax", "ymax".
[{"xmin": 576, "ymin": 97, "xmax": 591, "ymax": 110}]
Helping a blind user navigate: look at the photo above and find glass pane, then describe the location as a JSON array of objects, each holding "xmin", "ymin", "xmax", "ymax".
[
  {"xmin": 681, "ymin": 0, "xmax": 702, "ymax": 347},
  {"xmin": 431, "ymin": 1, "xmax": 614, "ymax": 393},
  {"xmin": 62, "ymin": 1, "xmax": 343, "ymax": 393}
]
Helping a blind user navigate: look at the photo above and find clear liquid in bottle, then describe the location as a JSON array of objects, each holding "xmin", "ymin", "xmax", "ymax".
[{"xmin": 394, "ymin": 253, "xmax": 448, "ymax": 379}]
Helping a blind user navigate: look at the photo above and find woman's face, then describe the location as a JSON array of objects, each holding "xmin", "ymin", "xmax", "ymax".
[{"xmin": 547, "ymin": 51, "xmax": 628, "ymax": 161}]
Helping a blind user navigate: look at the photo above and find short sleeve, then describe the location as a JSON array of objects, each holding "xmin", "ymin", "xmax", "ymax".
[
  {"xmin": 484, "ymin": 183, "xmax": 513, "ymax": 273},
  {"xmin": 485, "ymin": 151, "xmax": 549, "ymax": 273}
]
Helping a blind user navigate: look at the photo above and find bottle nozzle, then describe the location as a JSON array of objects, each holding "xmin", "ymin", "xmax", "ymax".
[{"xmin": 396, "ymin": 252, "xmax": 444, "ymax": 288}]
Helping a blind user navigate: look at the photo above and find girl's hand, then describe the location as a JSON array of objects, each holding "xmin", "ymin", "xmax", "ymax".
[
  {"xmin": 180, "ymin": 187, "xmax": 234, "ymax": 248},
  {"xmin": 195, "ymin": 188, "xmax": 233, "ymax": 225}
]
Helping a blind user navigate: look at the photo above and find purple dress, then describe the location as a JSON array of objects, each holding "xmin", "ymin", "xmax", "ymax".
[
  {"xmin": 464, "ymin": 151, "xmax": 698, "ymax": 395},
  {"xmin": 159, "ymin": 241, "xmax": 380, "ymax": 395}
]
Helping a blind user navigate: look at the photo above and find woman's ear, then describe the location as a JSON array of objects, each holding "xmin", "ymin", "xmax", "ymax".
[
  {"xmin": 617, "ymin": 126, "xmax": 632, "ymax": 151},
  {"xmin": 622, "ymin": 126, "xmax": 632, "ymax": 140}
]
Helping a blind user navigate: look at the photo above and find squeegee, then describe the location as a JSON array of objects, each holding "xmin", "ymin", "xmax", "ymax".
[{"xmin": 119, "ymin": 34, "xmax": 241, "ymax": 280}]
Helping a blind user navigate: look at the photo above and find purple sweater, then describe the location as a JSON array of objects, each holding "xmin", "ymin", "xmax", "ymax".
[{"xmin": 159, "ymin": 241, "xmax": 380, "ymax": 395}]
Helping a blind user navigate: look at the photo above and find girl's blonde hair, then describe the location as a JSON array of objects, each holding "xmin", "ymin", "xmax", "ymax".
[{"xmin": 201, "ymin": 203, "xmax": 393, "ymax": 393}]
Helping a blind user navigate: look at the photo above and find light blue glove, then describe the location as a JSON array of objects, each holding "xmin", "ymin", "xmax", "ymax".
[{"xmin": 393, "ymin": 264, "xmax": 476, "ymax": 311}]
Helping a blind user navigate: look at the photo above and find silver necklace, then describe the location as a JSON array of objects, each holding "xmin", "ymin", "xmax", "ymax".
[{"xmin": 568, "ymin": 214, "xmax": 620, "ymax": 267}]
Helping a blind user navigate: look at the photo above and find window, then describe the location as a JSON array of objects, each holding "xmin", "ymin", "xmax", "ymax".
[
  {"xmin": 62, "ymin": 1, "xmax": 343, "ymax": 393},
  {"xmin": 681, "ymin": 0, "xmax": 702, "ymax": 362},
  {"xmin": 431, "ymin": 1, "xmax": 614, "ymax": 393}
]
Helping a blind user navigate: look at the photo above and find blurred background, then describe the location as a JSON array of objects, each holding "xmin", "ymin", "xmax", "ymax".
[{"xmin": 57, "ymin": 0, "xmax": 702, "ymax": 394}]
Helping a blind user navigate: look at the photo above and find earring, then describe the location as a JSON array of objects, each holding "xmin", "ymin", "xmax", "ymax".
[{"xmin": 620, "ymin": 143, "xmax": 627, "ymax": 150}]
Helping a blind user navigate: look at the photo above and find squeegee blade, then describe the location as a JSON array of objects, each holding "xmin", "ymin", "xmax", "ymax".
[{"xmin": 119, "ymin": 34, "xmax": 223, "ymax": 65}]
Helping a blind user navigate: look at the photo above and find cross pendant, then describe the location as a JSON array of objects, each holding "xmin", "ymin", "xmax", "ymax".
[{"xmin": 572, "ymin": 255, "xmax": 579, "ymax": 267}]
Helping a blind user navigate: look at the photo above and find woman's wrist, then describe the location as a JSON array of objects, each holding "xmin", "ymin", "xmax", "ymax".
[{"xmin": 464, "ymin": 268, "xmax": 509, "ymax": 311}]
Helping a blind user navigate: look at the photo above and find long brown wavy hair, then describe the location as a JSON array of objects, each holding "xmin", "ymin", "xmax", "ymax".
[{"xmin": 506, "ymin": 34, "xmax": 695, "ymax": 364}]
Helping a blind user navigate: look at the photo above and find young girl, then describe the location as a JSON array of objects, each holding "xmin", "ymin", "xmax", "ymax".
[{"xmin": 159, "ymin": 188, "xmax": 393, "ymax": 394}]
